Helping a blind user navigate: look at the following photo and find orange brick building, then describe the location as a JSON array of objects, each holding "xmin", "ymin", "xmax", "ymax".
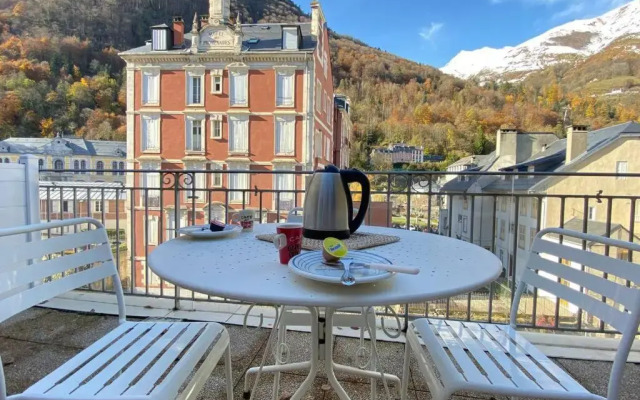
[{"xmin": 120, "ymin": 0, "xmax": 336, "ymax": 288}]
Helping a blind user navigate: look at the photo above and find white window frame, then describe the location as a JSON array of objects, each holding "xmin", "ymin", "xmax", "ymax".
[
  {"xmin": 518, "ymin": 224, "xmax": 526, "ymax": 249},
  {"xmin": 275, "ymin": 67, "xmax": 296, "ymax": 107},
  {"xmin": 228, "ymin": 163, "xmax": 250, "ymax": 203},
  {"xmin": 588, "ymin": 206, "xmax": 597, "ymax": 221},
  {"xmin": 273, "ymin": 164, "xmax": 295, "ymax": 210},
  {"xmin": 184, "ymin": 163, "xmax": 207, "ymax": 202},
  {"xmin": 228, "ymin": 65, "xmax": 249, "ymax": 107},
  {"xmin": 185, "ymin": 66, "xmax": 205, "ymax": 107},
  {"xmin": 141, "ymin": 114, "xmax": 160, "ymax": 153},
  {"xmin": 282, "ymin": 26, "xmax": 299, "ymax": 50},
  {"xmin": 210, "ymin": 69, "xmax": 223, "ymax": 94},
  {"xmin": 210, "ymin": 114, "xmax": 223, "ymax": 139},
  {"xmin": 211, "ymin": 163, "xmax": 224, "ymax": 188},
  {"xmin": 147, "ymin": 216, "xmax": 159, "ymax": 246},
  {"xmin": 185, "ymin": 115, "xmax": 206, "ymax": 153},
  {"xmin": 141, "ymin": 66, "xmax": 160, "ymax": 106},
  {"xmin": 94, "ymin": 200, "xmax": 103, "ymax": 213},
  {"xmin": 140, "ymin": 162, "xmax": 161, "ymax": 207},
  {"xmin": 616, "ymin": 161, "xmax": 628, "ymax": 180},
  {"xmin": 275, "ymin": 115, "xmax": 296, "ymax": 156},
  {"xmin": 229, "ymin": 115, "xmax": 249, "ymax": 155}
]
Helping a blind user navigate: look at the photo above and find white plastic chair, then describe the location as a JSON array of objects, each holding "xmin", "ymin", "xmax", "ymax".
[
  {"xmin": 402, "ymin": 228, "xmax": 640, "ymax": 400},
  {"xmin": 0, "ymin": 218, "xmax": 233, "ymax": 400}
]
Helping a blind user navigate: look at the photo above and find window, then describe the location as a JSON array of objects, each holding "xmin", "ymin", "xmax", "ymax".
[
  {"xmin": 187, "ymin": 74, "xmax": 203, "ymax": 105},
  {"xmin": 211, "ymin": 163, "xmax": 223, "ymax": 187},
  {"xmin": 462, "ymin": 216, "xmax": 468, "ymax": 233},
  {"xmin": 499, "ymin": 220, "xmax": 506, "ymax": 241},
  {"xmin": 94, "ymin": 200, "xmax": 103, "ymax": 213},
  {"xmin": 229, "ymin": 164, "xmax": 250, "ymax": 203},
  {"xmin": 80, "ymin": 160, "xmax": 87, "ymax": 175},
  {"xmin": 38, "ymin": 159, "xmax": 44, "ymax": 170},
  {"xmin": 184, "ymin": 164, "xmax": 206, "ymax": 202},
  {"xmin": 530, "ymin": 227, "xmax": 537, "ymax": 248},
  {"xmin": 282, "ymin": 27, "xmax": 299, "ymax": 50},
  {"xmin": 520, "ymin": 198, "xmax": 528, "ymax": 216},
  {"xmin": 62, "ymin": 201, "xmax": 71, "ymax": 213},
  {"xmin": 531, "ymin": 198, "xmax": 538, "ymax": 218},
  {"xmin": 500, "ymin": 197, "xmax": 507, "ymax": 212},
  {"xmin": 141, "ymin": 163, "xmax": 161, "ymax": 207},
  {"xmin": 211, "ymin": 114, "xmax": 223, "ymax": 139},
  {"xmin": 314, "ymin": 130, "xmax": 322, "ymax": 159},
  {"xmin": 275, "ymin": 116, "xmax": 295, "ymax": 155},
  {"xmin": 229, "ymin": 116, "xmax": 249, "ymax": 154},
  {"xmin": 276, "ymin": 70, "xmax": 295, "ymax": 107},
  {"xmin": 315, "ymin": 82, "xmax": 321, "ymax": 112},
  {"xmin": 616, "ymin": 161, "xmax": 628, "ymax": 180},
  {"xmin": 96, "ymin": 161, "xmax": 104, "ymax": 176},
  {"xmin": 147, "ymin": 217, "xmax": 159, "ymax": 246},
  {"xmin": 274, "ymin": 165, "xmax": 295, "ymax": 210},
  {"xmin": 73, "ymin": 160, "xmax": 80, "ymax": 174},
  {"xmin": 518, "ymin": 224, "xmax": 526, "ymax": 249},
  {"xmin": 141, "ymin": 115, "xmax": 160, "ymax": 152},
  {"xmin": 54, "ymin": 159, "xmax": 64, "ymax": 171},
  {"xmin": 119, "ymin": 162, "xmax": 125, "ymax": 176},
  {"xmin": 165, "ymin": 211, "xmax": 187, "ymax": 241},
  {"xmin": 210, "ymin": 204, "xmax": 226, "ymax": 223},
  {"xmin": 211, "ymin": 70, "xmax": 223, "ymax": 94},
  {"xmin": 230, "ymin": 70, "xmax": 248, "ymax": 107},
  {"xmin": 112, "ymin": 161, "xmax": 118, "ymax": 176},
  {"xmin": 142, "ymin": 70, "xmax": 160, "ymax": 105},
  {"xmin": 588, "ymin": 206, "xmax": 597, "ymax": 221},
  {"xmin": 463, "ymin": 197, "xmax": 469, "ymax": 210},
  {"xmin": 186, "ymin": 118, "xmax": 205, "ymax": 152}
]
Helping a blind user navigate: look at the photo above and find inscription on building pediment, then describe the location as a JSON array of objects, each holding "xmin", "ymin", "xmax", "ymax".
[{"xmin": 199, "ymin": 27, "xmax": 241, "ymax": 52}]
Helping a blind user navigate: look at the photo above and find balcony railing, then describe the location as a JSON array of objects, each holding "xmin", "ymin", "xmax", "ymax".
[{"xmin": 38, "ymin": 168, "xmax": 640, "ymax": 335}]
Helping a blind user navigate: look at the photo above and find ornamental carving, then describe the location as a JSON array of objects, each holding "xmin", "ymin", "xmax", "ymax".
[{"xmin": 199, "ymin": 27, "xmax": 241, "ymax": 53}]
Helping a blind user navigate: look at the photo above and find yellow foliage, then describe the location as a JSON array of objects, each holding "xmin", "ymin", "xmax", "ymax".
[
  {"xmin": 11, "ymin": 2, "xmax": 24, "ymax": 16},
  {"xmin": 40, "ymin": 118, "xmax": 55, "ymax": 138},
  {"xmin": 80, "ymin": 77, "xmax": 89, "ymax": 87}
]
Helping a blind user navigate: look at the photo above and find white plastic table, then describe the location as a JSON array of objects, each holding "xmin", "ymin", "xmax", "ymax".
[{"xmin": 148, "ymin": 224, "xmax": 502, "ymax": 400}]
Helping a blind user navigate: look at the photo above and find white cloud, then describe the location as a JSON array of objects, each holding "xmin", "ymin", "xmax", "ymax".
[{"xmin": 419, "ymin": 22, "xmax": 444, "ymax": 41}]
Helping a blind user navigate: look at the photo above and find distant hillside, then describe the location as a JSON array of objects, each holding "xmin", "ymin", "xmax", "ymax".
[{"xmin": 0, "ymin": 0, "xmax": 637, "ymax": 168}]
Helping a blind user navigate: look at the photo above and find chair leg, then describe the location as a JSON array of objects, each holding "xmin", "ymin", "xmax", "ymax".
[
  {"xmin": 225, "ymin": 345, "xmax": 234, "ymax": 400},
  {"xmin": 367, "ymin": 309, "xmax": 378, "ymax": 400},
  {"xmin": 400, "ymin": 336, "xmax": 413, "ymax": 400},
  {"xmin": 271, "ymin": 314, "xmax": 287, "ymax": 400}
]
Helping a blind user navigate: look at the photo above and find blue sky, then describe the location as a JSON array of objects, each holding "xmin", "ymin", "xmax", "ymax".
[{"xmin": 295, "ymin": 0, "xmax": 634, "ymax": 68}]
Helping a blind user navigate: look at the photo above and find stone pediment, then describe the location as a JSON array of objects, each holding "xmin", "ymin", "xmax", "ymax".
[{"xmin": 199, "ymin": 26, "xmax": 242, "ymax": 53}]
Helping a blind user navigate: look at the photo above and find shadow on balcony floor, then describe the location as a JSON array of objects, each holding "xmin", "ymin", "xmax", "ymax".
[{"xmin": 1, "ymin": 308, "xmax": 639, "ymax": 400}]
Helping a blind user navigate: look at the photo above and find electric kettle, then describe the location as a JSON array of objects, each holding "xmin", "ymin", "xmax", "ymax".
[{"xmin": 302, "ymin": 165, "xmax": 371, "ymax": 240}]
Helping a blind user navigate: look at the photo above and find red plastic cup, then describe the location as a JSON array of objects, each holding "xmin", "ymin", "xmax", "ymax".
[{"xmin": 273, "ymin": 223, "xmax": 303, "ymax": 264}]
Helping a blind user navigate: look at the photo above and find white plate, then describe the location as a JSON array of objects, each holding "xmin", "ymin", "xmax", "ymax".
[
  {"xmin": 288, "ymin": 250, "xmax": 394, "ymax": 285},
  {"xmin": 178, "ymin": 225, "xmax": 242, "ymax": 239}
]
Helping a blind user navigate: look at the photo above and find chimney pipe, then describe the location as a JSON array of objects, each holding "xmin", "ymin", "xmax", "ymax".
[
  {"xmin": 566, "ymin": 125, "xmax": 589, "ymax": 164},
  {"xmin": 200, "ymin": 14, "xmax": 209, "ymax": 28},
  {"xmin": 173, "ymin": 16, "xmax": 184, "ymax": 48}
]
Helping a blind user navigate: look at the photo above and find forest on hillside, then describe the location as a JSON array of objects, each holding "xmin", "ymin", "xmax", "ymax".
[{"xmin": 0, "ymin": 0, "xmax": 638, "ymax": 168}]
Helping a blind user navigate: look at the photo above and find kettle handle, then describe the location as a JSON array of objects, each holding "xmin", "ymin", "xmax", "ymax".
[{"xmin": 340, "ymin": 169, "xmax": 371, "ymax": 234}]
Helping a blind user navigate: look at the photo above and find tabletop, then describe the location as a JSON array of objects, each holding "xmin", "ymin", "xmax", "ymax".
[{"xmin": 147, "ymin": 224, "xmax": 502, "ymax": 308}]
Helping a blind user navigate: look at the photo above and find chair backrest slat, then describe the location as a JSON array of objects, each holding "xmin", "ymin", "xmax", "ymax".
[
  {"xmin": 521, "ymin": 268, "xmax": 630, "ymax": 332},
  {"xmin": 534, "ymin": 239, "xmax": 640, "ymax": 283},
  {"xmin": 0, "ymin": 262, "xmax": 116, "ymax": 323},
  {"xmin": 0, "ymin": 229, "xmax": 107, "ymax": 274},
  {"xmin": 529, "ymin": 253, "xmax": 640, "ymax": 311},
  {"xmin": 0, "ymin": 244, "xmax": 113, "ymax": 295},
  {"xmin": 0, "ymin": 218, "xmax": 125, "ymax": 324}
]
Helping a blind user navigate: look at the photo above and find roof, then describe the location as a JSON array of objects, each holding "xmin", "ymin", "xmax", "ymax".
[
  {"xmin": 0, "ymin": 137, "xmax": 126, "ymax": 158},
  {"xmin": 546, "ymin": 218, "xmax": 622, "ymax": 246},
  {"xmin": 482, "ymin": 176, "xmax": 547, "ymax": 193},
  {"xmin": 39, "ymin": 181, "xmax": 127, "ymax": 201},
  {"xmin": 440, "ymin": 153, "xmax": 497, "ymax": 193},
  {"xmin": 121, "ymin": 23, "xmax": 317, "ymax": 55}
]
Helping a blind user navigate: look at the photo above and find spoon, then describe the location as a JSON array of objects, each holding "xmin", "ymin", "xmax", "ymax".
[{"xmin": 339, "ymin": 258, "xmax": 356, "ymax": 286}]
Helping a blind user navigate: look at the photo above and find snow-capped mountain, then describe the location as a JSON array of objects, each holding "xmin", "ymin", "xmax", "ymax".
[{"xmin": 441, "ymin": 0, "xmax": 640, "ymax": 79}]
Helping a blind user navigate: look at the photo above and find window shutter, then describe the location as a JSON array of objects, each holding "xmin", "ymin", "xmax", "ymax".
[{"xmin": 186, "ymin": 119, "xmax": 192, "ymax": 150}]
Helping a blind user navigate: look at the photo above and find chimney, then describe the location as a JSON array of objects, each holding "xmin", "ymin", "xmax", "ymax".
[
  {"xmin": 310, "ymin": 0, "xmax": 325, "ymax": 36},
  {"xmin": 173, "ymin": 17, "xmax": 184, "ymax": 47},
  {"xmin": 200, "ymin": 14, "xmax": 209, "ymax": 28},
  {"xmin": 496, "ymin": 128, "xmax": 518, "ymax": 161},
  {"xmin": 566, "ymin": 125, "xmax": 589, "ymax": 163}
]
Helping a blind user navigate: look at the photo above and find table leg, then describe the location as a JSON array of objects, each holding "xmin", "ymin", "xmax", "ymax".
[
  {"xmin": 324, "ymin": 307, "xmax": 351, "ymax": 400},
  {"xmin": 289, "ymin": 307, "xmax": 320, "ymax": 400}
]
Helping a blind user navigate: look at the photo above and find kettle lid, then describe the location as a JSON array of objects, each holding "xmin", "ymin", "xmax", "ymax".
[{"xmin": 317, "ymin": 164, "xmax": 340, "ymax": 173}]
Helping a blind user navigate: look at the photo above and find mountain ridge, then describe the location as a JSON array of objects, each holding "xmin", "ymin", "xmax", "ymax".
[{"xmin": 442, "ymin": 0, "xmax": 640, "ymax": 79}]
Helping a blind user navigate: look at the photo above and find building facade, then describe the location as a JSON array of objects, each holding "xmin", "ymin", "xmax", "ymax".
[
  {"xmin": 371, "ymin": 144, "xmax": 424, "ymax": 165},
  {"xmin": 119, "ymin": 0, "xmax": 335, "ymax": 289},
  {"xmin": 0, "ymin": 136, "xmax": 127, "ymax": 183},
  {"xmin": 332, "ymin": 94, "xmax": 352, "ymax": 168}
]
